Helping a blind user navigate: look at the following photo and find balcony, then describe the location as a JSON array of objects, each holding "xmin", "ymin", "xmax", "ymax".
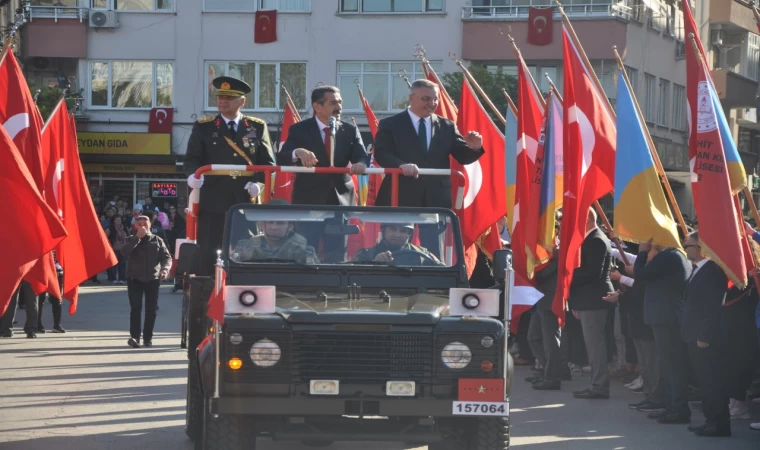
[
  {"xmin": 712, "ymin": 68, "xmax": 759, "ymax": 110},
  {"xmin": 709, "ymin": 0, "xmax": 757, "ymax": 34},
  {"xmin": 29, "ymin": 1, "xmax": 88, "ymax": 22},
  {"xmin": 461, "ymin": 1, "xmax": 634, "ymax": 21}
]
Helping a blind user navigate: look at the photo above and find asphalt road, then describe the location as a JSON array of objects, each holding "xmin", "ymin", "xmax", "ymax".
[{"xmin": 1, "ymin": 283, "xmax": 759, "ymax": 450}]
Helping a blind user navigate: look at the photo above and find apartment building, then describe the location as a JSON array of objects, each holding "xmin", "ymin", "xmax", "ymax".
[{"xmin": 9, "ymin": 0, "xmax": 465, "ymax": 209}]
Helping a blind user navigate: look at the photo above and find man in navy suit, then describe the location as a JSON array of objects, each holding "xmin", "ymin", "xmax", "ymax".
[{"xmin": 682, "ymin": 232, "xmax": 730, "ymax": 437}]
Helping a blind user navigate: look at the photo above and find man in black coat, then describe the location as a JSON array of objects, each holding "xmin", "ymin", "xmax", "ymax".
[
  {"xmin": 569, "ymin": 208, "xmax": 614, "ymax": 399},
  {"xmin": 682, "ymin": 232, "xmax": 730, "ymax": 437},
  {"xmin": 185, "ymin": 76, "xmax": 276, "ymax": 275},
  {"xmin": 373, "ymin": 79, "xmax": 484, "ymax": 256},
  {"xmin": 633, "ymin": 238, "xmax": 692, "ymax": 424}
]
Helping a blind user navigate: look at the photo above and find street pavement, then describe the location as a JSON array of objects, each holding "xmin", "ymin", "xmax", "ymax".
[{"xmin": 1, "ymin": 283, "xmax": 759, "ymax": 450}]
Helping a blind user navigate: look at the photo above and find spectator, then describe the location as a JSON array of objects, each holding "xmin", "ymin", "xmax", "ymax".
[
  {"xmin": 105, "ymin": 215, "xmax": 129, "ymax": 284},
  {"xmin": 144, "ymin": 211, "xmax": 166, "ymax": 240},
  {"xmin": 166, "ymin": 204, "xmax": 186, "ymax": 254},
  {"xmin": 121, "ymin": 215, "xmax": 172, "ymax": 348},
  {"xmin": 37, "ymin": 255, "xmax": 65, "ymax": 333}
]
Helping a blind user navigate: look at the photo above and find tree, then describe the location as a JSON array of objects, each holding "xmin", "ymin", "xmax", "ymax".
[
  {"xmin": 28, "ymin": 82, "xmax": 80, "ymax": 122},
  {"xmin": 441, "ymin": 64, "xmax": 518, "ymax": 125}
]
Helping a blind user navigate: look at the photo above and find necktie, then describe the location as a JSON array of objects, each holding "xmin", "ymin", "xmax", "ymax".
[
  {"xmin": 418, "ymin": 118, "xmax": 428, "ymax": 152},
  {"xmin": 323, "ymin": 126, "xmax": 332, "ymax": 164},
  {"xmin": 228, "ymin": 120, "xmax": 236, "ymax": 135}
]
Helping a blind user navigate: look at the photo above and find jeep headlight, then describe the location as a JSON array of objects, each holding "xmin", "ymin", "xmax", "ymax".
[
  {"xmin": 441, "ymin": 341, "xmax": 472, "ymax": 369},
  {"xmin": 249, "ymin": 338, "xmax": 281, "ymax": 367}
]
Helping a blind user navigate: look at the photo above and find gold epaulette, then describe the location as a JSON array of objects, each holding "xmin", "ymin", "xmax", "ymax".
[
  {"xmin": 197, "ymin": 116, "xmax": 215, "ymax": 124},
  {"xmin": 244, "ymin": 116, "xmax": 266, "ymax": 125}
]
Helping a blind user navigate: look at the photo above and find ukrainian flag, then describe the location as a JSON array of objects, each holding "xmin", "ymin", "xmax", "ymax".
[
  {"xmin": 505, "ymin": 105, "xmax": 518, "ymax": 234},
  {"xmin": 356, "ymin": 173, "xmax": 368, "ymax": 207},
  {"xmin": 538, "ymin": 93, "xmax": 563, "ymax": 250},
  {"xmin": 614, "ymin": 69, "xmax": 681, "ymax": 249},
  {"xmin": 709, "ymin": 79, "xmax": 747, "ymax": 193}
]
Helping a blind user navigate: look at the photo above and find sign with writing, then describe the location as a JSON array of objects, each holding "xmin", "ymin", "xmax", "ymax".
[
  {"xmin": 77, "ymin": 132, "xmax": 171, "ymax": 155},
  {"xmin": 152, "ymin": 182, "xmax": 178, "ymax": 197},
  {"xmin": 83, "ymin": 163, "xmax": 178, "ymax": 174}
]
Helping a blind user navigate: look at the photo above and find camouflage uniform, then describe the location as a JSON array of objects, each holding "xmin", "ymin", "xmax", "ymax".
[
  {"xmin": 233, "ymin": 232, "xmax": 320, "ymax": 265},
  {"xmin": 355, "ymin": 241, "xmax": 442, "ymax": 264}
]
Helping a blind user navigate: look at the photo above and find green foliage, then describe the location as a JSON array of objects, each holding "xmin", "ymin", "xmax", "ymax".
[
  {"xmin": 27, "ymin": 82, "xmax": 79, "ymax": 122},
  {"xmin": 440, "ymin": 64, "xmax": 518, "ymax": 124}
]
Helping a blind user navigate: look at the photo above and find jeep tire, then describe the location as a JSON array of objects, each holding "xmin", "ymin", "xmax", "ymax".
[
  {"xmin": 185, "ymin": 359, "xmax": 203, "ymax": 442},
  {"xmin": 430, "ymin": 417, "xmax": 509, "ymax": 450},
  {"xmin": 201, "ymin": 409, "xmax": 255, "ymax": 450}
]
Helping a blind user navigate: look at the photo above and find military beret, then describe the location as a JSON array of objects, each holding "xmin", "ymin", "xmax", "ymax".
[{"xmin": 213, "ymin": 76, "xmax": 251, "ymax": 97}]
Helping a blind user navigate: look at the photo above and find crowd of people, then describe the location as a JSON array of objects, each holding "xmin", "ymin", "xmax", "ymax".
[{"xmin": 507, "ymin": 208, "xmax": 760, "ymax": 437}]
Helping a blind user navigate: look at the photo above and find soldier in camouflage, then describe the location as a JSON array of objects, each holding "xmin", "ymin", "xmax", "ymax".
[
  {"xmin": 233, "ymin": 219, "xmax": 320, "ymax": 265},
  {"xmin": 355, "ymin": 224, "xmax": 442, "ymax": 265}
]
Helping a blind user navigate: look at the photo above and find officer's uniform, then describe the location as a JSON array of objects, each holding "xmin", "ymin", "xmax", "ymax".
[
  {"xmin": 232, "ymin": 232, "xmax": 320, "ymax": 265},
  {"xmin": 184, "ymin": 76, "xmax": 276, "ymax": 275},
  {"xmin": 355, "ymin": 241, "xmax": 441, "ymax": 264}
]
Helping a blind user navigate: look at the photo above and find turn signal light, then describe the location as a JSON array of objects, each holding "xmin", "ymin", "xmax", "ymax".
[
  {"xmin": 228, "ymin": 358, "xmax": 243, "ymax": 370},
  {"xmin": 480, "ymin": 360, "xmax": 494, "ymax": 373}
]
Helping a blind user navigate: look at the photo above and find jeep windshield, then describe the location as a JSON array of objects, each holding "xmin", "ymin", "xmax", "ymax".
[{"xmin": 226, "ymin": 205, "xmax": 463, "ymax": 268}]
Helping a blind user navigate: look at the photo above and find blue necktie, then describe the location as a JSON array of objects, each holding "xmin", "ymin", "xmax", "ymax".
[{"xmin": 418, "ymin": 118, "xmax": 428, "ymax": 152}]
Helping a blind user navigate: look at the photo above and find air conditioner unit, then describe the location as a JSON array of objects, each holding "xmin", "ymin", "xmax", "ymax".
[
  {"xmin": 711, "ymin": 29, "xmax": 723, "ymax": 47},
  {"xmin": 89, "ymin": 11, "xmax": 118, "ymax": 28}
]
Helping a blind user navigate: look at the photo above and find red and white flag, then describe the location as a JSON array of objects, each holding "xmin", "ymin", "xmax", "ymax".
[
  {"xmin": 56, "ymin": 111, "xmax": 118, "ymax": 313},
  {"xmin": 148, "ymin": 107, "xmax": 173, "ymax": 134},
  {"xmin": 553, "ymin": 23, "xmax": 616, "ymax": 324},
  {"xmin": 272, "ymin": 102, "xmax": 299, "ymax": 201},
  {"xmin": 207, "ymin": 269, "xmax": 227, "ymax": 325},
  {"xmin": 510, "ymin": 272, "xmax": 544, "ymax": 334}
]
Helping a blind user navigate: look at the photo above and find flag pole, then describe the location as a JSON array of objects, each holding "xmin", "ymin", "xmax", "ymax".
[
  {"xmin": 41, "ymin": 96, "xmax": 68, "ymax": 134},
  {"xmin": 544, "ymin": 74, "xmax": 563, "ymax": 103},
  {"xmin": 281, "ymin": 84, "xmax": 302, "ymax": 122},
  {"xmin": 745, "ymin": 186, "xmax": 760, "ymax": 228},
  {"xmin": 613, "ymin": 47, "xmax": 689, "ymax": 238},
  {"xmin": 507, "ymin": 34, "xmax": 547, "ymax": 110},
  {"xmin": 398, "ymin": 69, "xmax": 412, "ymax": 89},
  {"xmin": 448, "ymin": 52, "xmax": 507, "ymax": 126},
  {"xmin": 500, "ymin": 88, "xmax": 518, "ymax": 116}
]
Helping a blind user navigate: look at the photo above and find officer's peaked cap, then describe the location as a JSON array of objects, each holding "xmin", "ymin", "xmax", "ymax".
[{"xmin": 213, "ymin": 76, "xmax": 252, "ymax": 97}]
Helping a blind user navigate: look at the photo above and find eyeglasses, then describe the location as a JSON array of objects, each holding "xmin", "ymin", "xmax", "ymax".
[{"xmin": 683, "ymin": 244, "xmax": 699, "ymax": 249}]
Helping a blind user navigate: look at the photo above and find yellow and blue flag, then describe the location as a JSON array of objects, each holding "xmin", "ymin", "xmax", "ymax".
[
  {"xmin": 537, "ymin": 93, "xmax": 563, "ymax": 250},
  {"xmin": 614, "ymin": 69, "xmax": 681, "ymax": 249},
  {"xmin": 505, "ymin": 104, "xmax": 518, "ymax": 235},
  {"xmin": 709, "ymin": 79, "xmax": 746, "ymax": 193}
]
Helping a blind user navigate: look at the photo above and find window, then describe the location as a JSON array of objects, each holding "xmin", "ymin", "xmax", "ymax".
[
  {"xmin": 624, "ymin": 66, "xmax": 638, "ymax": 97},
  {"xmin": 204, "ymin": 0, "xmax": 311, "ymax": 12},
  {"xmin": 92, "ymin": 0, "xmax": 174, "ymax": 10},
  {"xmin": 746, "ymin": 33, "xmax": 760, "ymax": 81},
  {"xmin": 337, "ymin": 61, "xmax": 441, "ymax": 113},
  {"xmin": 644, "ymin": 73, "xmax": 656, "ymax": 123},
  {"xmin": 89, "ymin": 61, "xmax": 173, "ymax": 109},
  {"xmin": 672, "ymin": 84, "xmax": 685, "ymax": 131},
  {"xmin": 590, "ymin": 60, "xmax": 616, "ymax": 101},
  {"xmin": 485, "ymin": 63, "xmax": 558, "ymax": 94},
  {"xmin": 340, "ymin": 0, "xmax": 445, "ymax": 13},
  {"xmin": 206, "ymin": 62, "xmax": 307, "ymax": 111},
  {"xmin": 30, "ymin": 1, "xmax": 78, "ymax": 6},
  {"xmin": 658, "ymin": 79, "xmax": 669, "ymax": 127}
]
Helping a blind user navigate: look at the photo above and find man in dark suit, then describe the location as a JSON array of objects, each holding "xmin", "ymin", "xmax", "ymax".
[
  {"xmin": 185, "ymin": 76, "xmax": 276, "ymax": 275},
  {"xmin": 373, "ymin": 79, "xmax": 484, "ymax": 256},
  {"xmin": 633, "ymin": 238, "xmax": 692, "ymax": 424},
  {"xmin": 569, "ymin": 208, "xmax": 614, "ymax": 399},
  {"xmin": 277, "ymin": 86, "xmax": 369, "ymax": 261},
  {"xmin": 682, "ymin": 232, "xmax": 730, "ymax": 437}
]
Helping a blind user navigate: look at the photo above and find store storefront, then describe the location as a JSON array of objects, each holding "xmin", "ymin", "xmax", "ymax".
[{"xmin": 78, "ymin": 131, "xmax": 186, "ymax": 214}]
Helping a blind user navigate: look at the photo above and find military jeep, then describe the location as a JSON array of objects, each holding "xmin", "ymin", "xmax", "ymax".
[{"xmin": 184, "ymin": 202, "xmax": 514, "ymax": 450}]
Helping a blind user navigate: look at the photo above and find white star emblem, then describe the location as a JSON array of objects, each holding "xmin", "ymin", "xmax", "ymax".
[{"xmin": 477, "ymin": 385, "xmax": 486, "ymax": 394}]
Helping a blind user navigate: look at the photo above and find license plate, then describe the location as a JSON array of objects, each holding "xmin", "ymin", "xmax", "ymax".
[{"xmin": 452, "ymin": 401, "xmax": 509, "ymax": 416}]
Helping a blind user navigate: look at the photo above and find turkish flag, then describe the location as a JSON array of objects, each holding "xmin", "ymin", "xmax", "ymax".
[
  {"xmin": 553, "ymin": 24, "xmax": 615, "ymax": 324},
  {"xmin": 458, "ymin": 378, "xmax": 504, "ymax": 402},
  {"xmin": 0, "ymin": 48, "xmax": 65, "ymax": 298},
  {"xmin": 456, "ymin": 79, "xmax": 507, "ymax": 248},
  {"xmin": 272, "ymin": 102, "xmax": 299, "ymax": 201},
  {"xmin": 510, "ymin": 271, "xmax": 544, "ymax": 334},
  {"xmin": 56, "ymin": 112, "xmax": 118, "ymax": 313},
  {"xmin": 360, "ymin": 87, "xmax": 383, "ymax": 207},
  {"xmin": 148, "ymin": 107, "xmax": 173, "ymax": 134},
  {"xmin": 528, "ymin": 7, "xmax": 553, "ymax": 46},
  {"xmin": 254, "ymin": 10, "xmax": 277, "ymax": 44},
  {"xmin": 206, "ymin": 270, "xmax": 226, "ymax": 325},
  {"xmin": 0, "ymin": 126, "xmax": 67, "ymax": 316}
]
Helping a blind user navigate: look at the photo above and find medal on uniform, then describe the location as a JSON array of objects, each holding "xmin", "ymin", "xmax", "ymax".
[
  {"xmin": 212, "ymin": 132, "xmax": 219, "ymax": 138},
  {"xmin": 242, "ymin": 136, "xmax": 250, "ymax": 148}
]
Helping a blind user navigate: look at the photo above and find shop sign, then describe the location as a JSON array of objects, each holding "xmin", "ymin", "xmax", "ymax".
[
  {"xmin": 152, "ymin": 182, "xmax": 178, "ymax": 197},
  {"xmin": 77, "ymin": 132, "xmax": 171, "ymax": 155},
  {"xmin": 83, "ymin": 163, "xmax": 177, "ymax": 174}
]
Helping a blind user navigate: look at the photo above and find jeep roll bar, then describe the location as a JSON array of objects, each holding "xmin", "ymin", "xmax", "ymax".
[{"xmin": 184, "ymin": 165, "xmax": 466, "ymax": 243}]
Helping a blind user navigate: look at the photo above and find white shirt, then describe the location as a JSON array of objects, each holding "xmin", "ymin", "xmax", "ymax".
[
  {"xmin": 611, "ymin": 248, "xmax": 637, "ymax": 265},
  {"xmin": 407, "ymin": 108, "xmax": 432, "ymax": 149},
  {"xmin": 292, "ymin": 117, "xmax": 332, "ymax": 162},
  {"xmin": 585, "ymin": 226, "xmax": 598, "ymax": 239},
  {"xmin": 690, "ymin": 258, "xmax": 709, "ymax": 279},
  {"xmin": 220, "ymin": 113, "xmax": 241, "ymax": 132}
]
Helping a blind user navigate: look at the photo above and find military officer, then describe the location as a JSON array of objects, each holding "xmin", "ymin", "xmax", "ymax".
[
  {"xmin": 232, "ymin": 216, "xmax": 320, "ymax": 265},
  {"xmin": 355, "ymin": 223, "xmax": 442, "ymax": 266},
  {"xmin": 185, "ymin": 76, "xmax": 276, "ymax": 275}
]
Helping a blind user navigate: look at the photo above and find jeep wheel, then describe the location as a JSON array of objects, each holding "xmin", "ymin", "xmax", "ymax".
[
  {"xmin": 201, "ymin": 399, "xmax": 255, "ymax": 450},
  {"xmin": 185, "ymin": 359, "xmax": 203, "ymax": 442},
  {"xmin": 431, "ymin": 417, "xmax": 509, "ymax": 450}
]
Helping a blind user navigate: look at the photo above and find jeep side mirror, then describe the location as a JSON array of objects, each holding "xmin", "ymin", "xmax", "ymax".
[
  {"xmin": 492, "ymin": 249, "xmax": 512, "ymax": 282},
  {"xmin": 177, "ymin": 242, "xmax": 199, "ymax": 275}
]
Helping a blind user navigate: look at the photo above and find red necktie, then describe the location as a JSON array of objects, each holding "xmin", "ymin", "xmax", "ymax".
[{"xmin": 323, "ymin": 126, "xmax": 331, "ymax": 165}]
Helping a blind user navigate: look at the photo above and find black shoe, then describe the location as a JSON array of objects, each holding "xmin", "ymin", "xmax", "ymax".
[
  {"xmin": 648, "ymin": 410, "xmax": 670, "ymax": 419},
  {"xmin": 628, "ymin": 400, "xmax": 650, "ymax": 410},
  {"xmin": 37, "ymin": 326, "xmax": 46, "ymax": 333},
  {"xmin": 525, "ymin": 375, "xmax": 544, "ymax": 383},
  {"xmin": 127, "ymin": 338, "xmax": 140, "ymax": 348},
  {"xmin": 573, "ymin": 388, "xmax": 591, "ymax": 396},
  {"xmin": 18, "ymin": 303, "xmax": 25, "ymax": 309},
  {"xmin": 695, "ymin": 425, "xmax": 731, "ymax": 437},
  {"xmin": 688, "ymin": 423, "xmax": 708, "ymax": 432},
  {"xmin": 637, "ymin": 402, "xmax": 667, "ymax": 412},
  {"xmin": 574, "ymin": 390, "xmax": 609, "ymax": 399},
  {"xmin": 560, "ymin": 372, "xmax": 572, "ymax": 381},
  {"xmin": 531, "ymin": 366, "xmax": 543, "ymax": 373},
  {"xmin": 657, "ymin": 412, "xmax": 691, "ymax": 424},
  {"xmin": 26, "ymin": 331, "xmax": 37, "ymax": 338},
  {"xmin": 143, "ymin": 341, "xmax": 153, "ymax": 347},
  {"xmin": 533, "ymin": 380, "xmax": 561, "ymax": 390},
  {"xmin": 52, "ymin": 325, "xmax": 66, "ymax": 333},
  {"xmin": 1, "ymin": 330, "xmax": 12, "ymax": 338}
]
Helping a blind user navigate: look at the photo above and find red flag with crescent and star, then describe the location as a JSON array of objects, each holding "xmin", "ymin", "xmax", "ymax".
[
  {"xmin": 148, "ymin": 107, "xmax": 173, "ymax": 134},
  {"xmin": 528, "ymin": 7, "xmax": 553, "ymax": 46},
  {"xmin": 255, "ymin": 10, "xmax": 277, "ymax": 44}
]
